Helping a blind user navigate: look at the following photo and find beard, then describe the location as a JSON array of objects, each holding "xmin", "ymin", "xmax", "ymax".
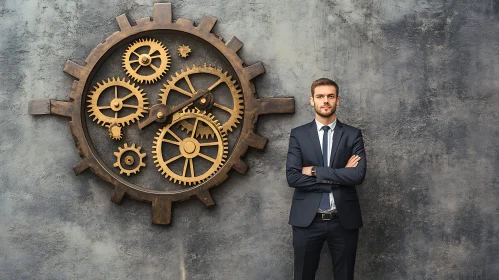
[{"xmin": 314, "ymin": 104, "xmax": 336, "ymax": 118}]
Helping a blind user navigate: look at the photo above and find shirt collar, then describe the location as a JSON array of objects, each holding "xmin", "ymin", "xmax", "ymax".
[{"xmin": 315, "ymin": 118, "xmax": 337, "ymax": 132}]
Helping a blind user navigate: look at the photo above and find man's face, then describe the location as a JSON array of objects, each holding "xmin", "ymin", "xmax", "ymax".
[{"xmin": 310, "ymin": 85, "xmax": 340, "ymax": 118}]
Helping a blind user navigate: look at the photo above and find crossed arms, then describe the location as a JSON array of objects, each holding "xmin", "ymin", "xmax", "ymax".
[{"xmin": 286, "ymin": 129, "xmax": 366, "ymax": 192}]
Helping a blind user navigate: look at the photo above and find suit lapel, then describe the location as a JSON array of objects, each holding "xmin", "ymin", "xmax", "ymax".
[
  {"xmin": 307, "ymin": 120, "xmax": 324, "ymax": 166},
  {"xmin": 329, "ymin": 120, "xmax": 344, "ymax": 167}
]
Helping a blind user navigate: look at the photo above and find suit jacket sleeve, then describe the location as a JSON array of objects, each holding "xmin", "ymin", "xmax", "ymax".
[
  {"xmin": 316, "ymin": 129, "xmax": 367, "ymax": 186},
  {"xmin": 286, "ymin": 129, "xmax": 333, "ymax": 192}
]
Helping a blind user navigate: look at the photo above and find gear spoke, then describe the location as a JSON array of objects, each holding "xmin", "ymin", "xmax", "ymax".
[
  {"xmin": 189, "ymin": 158, "xmax": 195, "ymax": 177},
  {"xmin": 213, "ymin": 103, "xmax": 233, "ymax": 113},
  {"xmin": 171, "ymin": 85, "xmax": 193, "ymax": 97},
  {"xmin": 148, "ymin": 46, "xmax": 159, "ymax": 55},
  {"xmin": 182, "ymin": 158, "xmax": 189, "ymax": 176},
  {"xmin": 122, "ymin": 92, "xmax": 136, "ymax": 101},
  {"xmin": 134, "ymin": 64, "xmax": 141, "ymax": 71},
  {"xmin": 150, "ymin": 63, "xmax": 159, "ymax": 72},
  {"xmin": 164, "ymin": 154, "xmax": 183, "ymax": 165},
  {"xmin": 122, "ymin": 104, "xmax": 140, "ymax": 109},
  {"xmin": 191, "ymin": 118, "xmax": 199, "ymax": 137},
  {"xmin": 208, "ymin": 78, "xmax": 223, "ymax": 91},
  {"xmin": 132, "ymin": 51, "xmax": 141, "ymax": 57},
  {"xmin": 114, "ymin": 86, "xmax": 118, "ymax": 99},
  {"xmin": 184, "ymin": 75, "xmax": 196, "ymax": 94},
  {"xmin": 150, "ymin": 55, "xmax": 162, "ymax": 59},
  {"xmin": 167, "ymin": 129, "xmax": 182, "ymax": 142},
  {"xmin": 199, "ymin": 142, "xmax": 219, "ymax": 146},
  {"xmin": 198, "ymin": 152, "xmax": 216, "ymax": 163},
  {"xmin": 98, "ymin": 105, "xmax": 112, "ymax": 109},
  {"xmin": 129, "ymin": 59, "xmax": 139, "ymax": 63},
  {"xmin": 162, "ymin": 139, "xmax": 180, "ymax": 145}
]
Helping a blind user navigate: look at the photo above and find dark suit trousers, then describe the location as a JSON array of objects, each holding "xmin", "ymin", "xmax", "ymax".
[{"xmin": 293, "ymin": 218, "xmax": 359, "ymax": 280}]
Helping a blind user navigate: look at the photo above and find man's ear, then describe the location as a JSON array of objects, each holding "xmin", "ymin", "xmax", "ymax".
[{"xmin": 310, "ymin": 96, "xmax": 314, "ymax": 106}]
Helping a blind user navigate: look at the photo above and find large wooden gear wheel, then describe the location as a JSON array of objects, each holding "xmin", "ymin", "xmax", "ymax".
[{"xmin": 28, "ymin": 3, "xmax": 295, "ymax": 225}]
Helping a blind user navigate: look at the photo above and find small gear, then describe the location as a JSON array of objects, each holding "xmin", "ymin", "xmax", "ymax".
[
  {"xmin": 113, "ymin": 143, "xmax": 146, "ymax": 176},
  {"xmin": 178, "ymin": 44, "xmax": 191, "ymax": 58},
  {"xmin": 107, "ymin": 122, "xmax": 123, "ymax": 140},
  {"xmin": 159, "ymin": 64, "xmax": 244, "ymax": 138},
  {"xmin": 87, "ymin": 77, "xmax": 148, "ymax": 126},
  {"xmin": 122, "ymin": 38, "xmax": 171, "ymax": 84},
  {"xmin": 152, "ymin": 109, "xmax": 228, "ymax": 185}
]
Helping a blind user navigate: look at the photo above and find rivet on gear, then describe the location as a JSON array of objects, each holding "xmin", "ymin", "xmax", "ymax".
[
  {"xmin": 113, "ymin": 143, "xmax": 146, "ymax": 176},
  {"xmin": 159, "ymin": 64, "xmax": 244, "ymax": 138},
  {"xmin": 152, "ymin": 109, "xmax": 228, "ymax": 185},
  {"xmin": 107, "ymin": 122, "xmax": 123, "ymax": 140},
  {"xmin": 178, "ymin": 45, "xmax": 191, "ymax": 58},
  {"xmin": 87, "ymin": 77, "xmax": 148, "ymax": 126},
  {"xmin": 122, "ymin": 38, "xmax": 171, "ymax": 84}
]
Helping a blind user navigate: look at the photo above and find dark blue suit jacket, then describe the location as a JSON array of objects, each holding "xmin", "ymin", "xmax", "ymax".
[{"xmin": 286, "ymin": 120, "xmax": 367, "ymax": 229}]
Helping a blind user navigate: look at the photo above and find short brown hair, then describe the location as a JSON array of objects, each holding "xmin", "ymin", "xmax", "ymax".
[{"xmin": 311, "ymin": 78, "xmax": 339, "ymax": 97}]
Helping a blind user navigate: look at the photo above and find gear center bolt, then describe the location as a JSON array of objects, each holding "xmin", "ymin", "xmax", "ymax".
[
  {"xmin": 180, "ymin": 137, "xmax": 200, "ymax": 158},
  {"xmin": 124, "ymin": 155, "xmax": 135, "ymax": 166},
  {"xmin": 111, "ymin": 99, "xmax": 123, "ymax": 111},
  {"xmin": 139, "ymin": 54, "xmax": 152, "ymax": 66}
]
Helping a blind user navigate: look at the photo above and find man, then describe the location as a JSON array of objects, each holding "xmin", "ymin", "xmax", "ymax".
[{"xmin": 286, "ymin": 78, "xmax": 367, "ymax": 280}]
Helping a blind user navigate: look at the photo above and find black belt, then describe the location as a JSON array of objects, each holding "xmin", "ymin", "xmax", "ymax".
[{"xmin": 314, "ymin": 211, "xmax": 339, "ymax": 221}]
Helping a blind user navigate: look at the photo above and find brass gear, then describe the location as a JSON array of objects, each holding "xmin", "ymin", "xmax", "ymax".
[
  {"xmin": 87, "ymin": 77, "xmax": 148, "ymax": 126},
  {"xmin": 152, "ymin": 109, "xmax": 228, "ymax": 186},
  {"xmin": 122, "ymin": 38, "xmax": 171, "ymax": 84},
  {"xmin": 113, "ymin": 143, "xmax": 147, "ymax": 176},
  {"xmin": 159, "ymin": 64, "xmax": 243, "ymax": 138},
  {"xmin": 178, "ymin": 44, "xmax": 191, "ymax": 58},
  {"xmin": 107, "ymin": 122, "xmax": 123, "ymax": 140}
]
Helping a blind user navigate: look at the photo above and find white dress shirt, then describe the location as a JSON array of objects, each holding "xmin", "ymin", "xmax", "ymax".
[{"xmin": 315, "ymin": 118, "xmax": 337, "ymax": 212}]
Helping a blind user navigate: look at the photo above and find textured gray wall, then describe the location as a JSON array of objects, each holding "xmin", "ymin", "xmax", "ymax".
[{"xmin": 1, "ymin": 0, "xmax": 498, "ymax": 279}]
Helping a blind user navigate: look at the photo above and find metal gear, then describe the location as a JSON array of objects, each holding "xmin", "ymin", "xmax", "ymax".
[
  {"xmin": 152, "ymin": 109, "xmax": 228, "ymax": 185},
  {"xmin": 178, "ymin": 44, "xmax": 191, "ymax": 58},
  {"xmin": 159, "ymin": 64, "xmax": 244, "ymax": 138},
  {"xmin": 122, "ymin": 38, "xmax": 171, "ymax": 84},
  {"xmin": 87, "ymin": 77, "xmax": 148, "ymax": 126},
  {"xmin": 113, "ymin": 143, "xmax": 147, "ymax": 176},
  {"xmin": 29, "ymin": 3, "xmax": 295, "ymax": 225},
  {"xmin": 107, "ymin": 122, "xmax": 123, "ymax": 140}
]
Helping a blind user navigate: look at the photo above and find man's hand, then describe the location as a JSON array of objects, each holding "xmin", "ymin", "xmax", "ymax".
[
  {"xmin": 302, "ymin": 166, "xmax": 313, "ymax": 176},
  {"xmin": 345, "ymin": 155, "xmax": 360, "ymax": 168}
]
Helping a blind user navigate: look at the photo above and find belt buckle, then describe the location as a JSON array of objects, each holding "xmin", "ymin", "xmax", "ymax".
[{"xmin": 321, "ymin": 213, "xmax": 332, "ymax": 220}]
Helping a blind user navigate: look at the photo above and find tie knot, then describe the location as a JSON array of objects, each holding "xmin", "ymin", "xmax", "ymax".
[{"xmin": 322, "ymin": 126, "xmax": 330, "ymax": 132}]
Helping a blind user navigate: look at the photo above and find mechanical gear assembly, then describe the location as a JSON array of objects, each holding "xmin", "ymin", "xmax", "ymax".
[
  {"xmin": 159, "ymin": 64, "xmax": 244, "ymax": 138},
  {"xmin": 114, "ymin": 143, "xmax": 147, "ymax": 176},
  {"xmin": 152, "ymin": 109, "xmax": 228, "ymax": 186},
  {"xmin": 87, "ymin": 77, "xmax": 149, "ymax": 126},
  {"xmin": 29, "ymin": 3, "xmax": 295, "ymax": 225},
  {"xmin": 122, "ymin": 38, "xmax": 171, "ymax": 84}
]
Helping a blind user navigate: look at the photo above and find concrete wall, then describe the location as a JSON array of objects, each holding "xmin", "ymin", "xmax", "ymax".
[{"xmin": 1, "ymin": 0, "xmax": 498, "ymax": 279}]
